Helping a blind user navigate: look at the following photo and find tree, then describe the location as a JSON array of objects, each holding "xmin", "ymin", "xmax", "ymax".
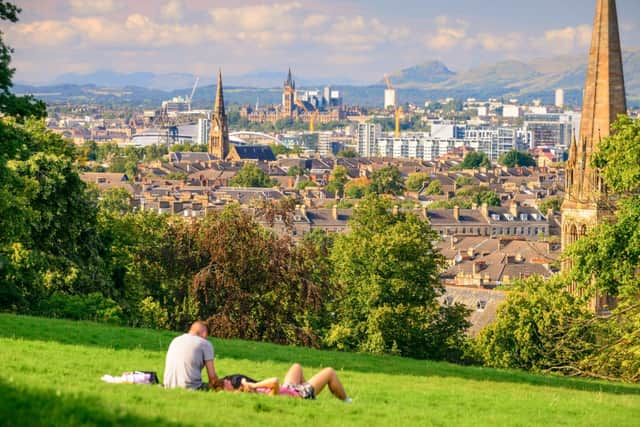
[
  {"xmin": 406, "ymin": 172, "xmax": 430, "ymax": 192},
  {"xmin": 0, "ymin": 119, "xmax": 110, "ymax": 311},
  {"xmin": 424, "ymin": 180, "xmax": 443, "ymax": 195},
  {"xmin": 337, "ymin": 149, "xmax": 357, "ymax": 158},
  {"xmin": 344, "ymin": 177, "xmax": 370, "ymax": 199},
  {"xmin": 477, "ymin": 117, "xmax": 640, "ymax": 382},
  {"xmin": 326, "ymin": 195, "xmax": 470, "ymax": 359},
  {"xmin": 499, "ymin": 150, "xmax": 536, "ymax": 168},
  {"xmin": 0, "ymin": 2, "xmax": 46, "ymax": 120},
  {"xmin": 476, "ymin": 276, "xmax": 594, "ymax": 371},
  {"xmin": 286, "ymin": 165, "xmax": 307, "ymax": 177},
  {"xmin": 459, "ymin": 151, "xmax": 491, "ymax": 169},
  {"xmin": 537, "ymin": 197, "xmax": 562, "ymax": 214},
  {"xmin": 326, "ymin": 165, "xmax": 349, "ymax": 197},
  {"xmin": 369, "ymin": 165, "xmax": 404, "ymax": 195},
  {"xmin": 191, "ymin": 206, "xmax": 336, "ymax": 347},
  {"xmin": 229, "ymin": 163, "xmax": 276, "ymax": 188},
  {"xmin": 455, "ymin": 176, "xmax": 475, "ymax": 187}
]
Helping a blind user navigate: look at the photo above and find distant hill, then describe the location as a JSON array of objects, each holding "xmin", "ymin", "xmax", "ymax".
[
  {"xmin": 385, "ymin": 61, "xmax": 455, "ymax": 86},
  {"xmin": 386, "ymin": 48, "xmax": 640, "ymax": 102},
  {"xmin": 12, "ymin": 50, "xmax": 640, "ymax": 108}
]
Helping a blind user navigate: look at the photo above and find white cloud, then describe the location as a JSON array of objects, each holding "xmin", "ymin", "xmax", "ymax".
[
  {"xmin": 424, "ymin": 16, "xmax": 471, "ymax": 51},
  {"xmin": 69, "ymin": 0, "xmax": 118, "ymax": 16},
  {"xmin": 535, "ymin": 25, "xmax": 592, "ymax": 54},
  {"xmin": 209, "ymin": 2, "xmax": 303, "ymax": 32},
  {"xmin": 161, "ymin": 0, "xmax": 185, "ymax": 21}
]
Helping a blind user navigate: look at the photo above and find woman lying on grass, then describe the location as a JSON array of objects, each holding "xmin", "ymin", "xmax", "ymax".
[{"xmin": 215, "ymin": 363, "xmax": 352, "ymax": 403}]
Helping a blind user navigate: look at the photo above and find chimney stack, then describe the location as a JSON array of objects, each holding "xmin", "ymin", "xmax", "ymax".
[
  {"xmin": 453, "ymin": 205, "xmax": 460, "ymax": 221},
  {"xmin": 509, "ymin": 200, "xmax": 520, "ymax": 217},
  {"xmin": 332, "ymin": 204, "xmax": 338, "ymax": 221},
  {"xmin": 392, "ymin": 205, "xmax": 399, "ymax": 216},
  {"xmin": 480, "ymin": 203, "xmax": 489, "ymax": 220}
]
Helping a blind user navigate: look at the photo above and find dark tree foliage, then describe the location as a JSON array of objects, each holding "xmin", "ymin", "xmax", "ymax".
[
  {"xmin": 191, "ymin": 206, "xmax": 336, "ymax": 347},
  {"xmin": 499, "ymin": 150, "xmax": 536, "ymax": 168},
  {"xmin": 459, "ymin": 151, "xmax": 491, "ymax": 169},
  {"xmin": 368, "ymin": 165, "xmax": 405, "ymax": 196},
  {"xmin": 0, "ymin": 2, "xmax": 46, "ymax": 120}
]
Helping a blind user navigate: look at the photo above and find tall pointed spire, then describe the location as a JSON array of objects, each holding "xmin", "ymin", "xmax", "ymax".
[
  {"xmin": 286, "ymin": 68, "xmax": 293, "ymax": 87},
  {"xmin": 562, "ymin": 0, "xmax": 627, "ymax": 266},
  {"xmin": 567, "ymin": 0, "xmax": 627, "ymax": 203},
  {"xmin": 214, "ymin": 68, "xmax": 225, "ymax": 116},
  {"xmin": 209, "ymin": 68, "xmax": 229, "ymax": 160}
]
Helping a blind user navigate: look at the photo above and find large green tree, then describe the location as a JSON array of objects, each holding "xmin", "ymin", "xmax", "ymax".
[{"xmin": 326, "ymin": 195, "xmax": 470, "ymax": 360}]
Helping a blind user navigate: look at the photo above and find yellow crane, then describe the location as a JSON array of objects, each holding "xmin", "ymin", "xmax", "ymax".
[
  {"xmin": 310, "ymin": 110, "xmax": 319, "ymax": 132},
  {"xmin": 395, "ymin": 106, "xmax": 403, "ymax": 139}
]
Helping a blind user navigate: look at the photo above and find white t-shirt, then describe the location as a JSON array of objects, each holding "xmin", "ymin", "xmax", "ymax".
[{"xmin": 163, "ymin": 333, "xmax": 214, "ymax": 389}]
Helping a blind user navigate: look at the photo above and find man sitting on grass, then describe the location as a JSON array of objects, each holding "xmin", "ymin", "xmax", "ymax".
[{"xmin": 163, "ymin": 321, "xmax": 218, "ymax": 390}]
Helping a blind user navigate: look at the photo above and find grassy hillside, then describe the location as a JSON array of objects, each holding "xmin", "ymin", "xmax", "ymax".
[{"xmin": 0, "ymin": 314, "xmax": 638, "ymax": 427}]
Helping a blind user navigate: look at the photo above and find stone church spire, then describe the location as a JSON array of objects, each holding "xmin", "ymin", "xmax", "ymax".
[
  {"xmin": 208, "ymin": 68, "xmax": 230, "ymax": 160},
  {"xmin": 562, "ymin": 0, "xmax": 627, "ymax": 271},
  {"xmin": 214, "ymin": 68, "xmax": 225, "ymax": 116}
]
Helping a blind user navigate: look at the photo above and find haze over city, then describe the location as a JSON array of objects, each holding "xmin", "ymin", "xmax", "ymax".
[{"xmin": 8, "ymin": 0, "xmax": 640, "ymax": 85}]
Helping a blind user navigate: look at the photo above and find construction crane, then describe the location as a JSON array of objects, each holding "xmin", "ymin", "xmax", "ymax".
[
  {"xmin": 310, "ymin": 110, "xmax": 319, "ymax": 132},
  {"xmin": 384, "ymin": 74, "xmax": 393, "ymax": 90},
  {"xmin": 186, "ymin": 76, "xmax": 200, "ymax": 111},
  {"xmin": 395, "ymin": 106, "xmax": 403, "ymax": 139}
]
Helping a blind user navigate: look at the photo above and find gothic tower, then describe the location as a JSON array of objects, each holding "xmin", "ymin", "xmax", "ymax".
[
  {"xmin": 208, "ymin": 69, "xmax": 230, "ymax": 160},
  {"xmin": 282, "ymin": 68, "xmax": 296, "ymax": 118},
  {"xmin": 562, "ymin": 0, "xmax": 627, "ymax": 260}
]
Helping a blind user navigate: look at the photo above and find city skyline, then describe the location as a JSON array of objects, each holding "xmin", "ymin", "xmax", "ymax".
[{"xmin": 6, "ymin": 0, "xmax": 640, "ymax": 85}]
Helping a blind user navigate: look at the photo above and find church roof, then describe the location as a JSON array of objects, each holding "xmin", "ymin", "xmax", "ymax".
[{"xmin": 232, "ymin": 145, "xmax": 276, "ymax": 162}]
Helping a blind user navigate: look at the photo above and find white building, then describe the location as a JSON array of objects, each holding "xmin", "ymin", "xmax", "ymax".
[
  {"xmin": 384, "ymin": 89, "xmax": 396, "ymax": 109},
  {"xmin": 503, "ymin": 105, "xmax": 521, "ymax": 118},
  {"xmin": 555, "ymin": 89, "xmax": 565, "ymax": 108},
  {"xmin": 356, "ymin": 123, "xmax": 381, "ymax": 157},
  {"xmin": 196, "ymin": 118, "xmax": 210, "ymax": 145}
]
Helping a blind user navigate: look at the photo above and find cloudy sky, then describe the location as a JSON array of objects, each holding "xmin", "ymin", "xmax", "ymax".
[{"xmin": 5, "ymin": 0, "xmax": 640, "ymax": 85}]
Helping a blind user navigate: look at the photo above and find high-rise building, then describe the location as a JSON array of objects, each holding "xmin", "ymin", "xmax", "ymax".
[
  {"xmin": 196, "ymin": 118, "xmax": 210, "ymax": 145},
  {"xmin": 208, "ymin": 69, "xmax": 230, "ymax": 160},
  {"xmin": 384, "ymin": 89, "xmax": 396, "ymax": 109},
  {"xmin": 562, "ymin": 0, "xmax": 627, "ymax": 299},
  {"xmin": 555, "ymin": 89, "xmax": 565, "ymax": 108},
  {"xmin": 356, "ymin": 123, "xmax": 381, "ymax": 157},
  {"xmin": 524, "ymin": 113, "xmax": 575, "ymax": 149}
]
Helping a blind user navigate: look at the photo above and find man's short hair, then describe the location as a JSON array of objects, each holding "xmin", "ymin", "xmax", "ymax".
[{"xmin": 189, "ymin": 321, "xmax": 208, "ymax": 335}]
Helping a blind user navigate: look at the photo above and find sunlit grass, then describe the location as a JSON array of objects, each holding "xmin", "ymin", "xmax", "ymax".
[{"xmin": 0, "ymin": 314, "xmax": 638, "ymax": 426}]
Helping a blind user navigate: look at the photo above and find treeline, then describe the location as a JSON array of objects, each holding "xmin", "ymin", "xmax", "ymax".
[{"xmin": 0, "ymin": 118, "xmax": 470, "ymax": 360}]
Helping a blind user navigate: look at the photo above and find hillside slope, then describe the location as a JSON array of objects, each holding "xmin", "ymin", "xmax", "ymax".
[{"xmin": 0, "ymin": 314, "xmax": 638, "ymax": 427}]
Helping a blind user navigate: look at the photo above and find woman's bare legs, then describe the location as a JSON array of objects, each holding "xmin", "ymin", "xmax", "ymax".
[
  {"xmin": 307, "ymin": 368, "xmax": 348, "ymax": 400},
  {"xmin": 282, "ymin": 363, "xmax": 305, "ymax": 385}
]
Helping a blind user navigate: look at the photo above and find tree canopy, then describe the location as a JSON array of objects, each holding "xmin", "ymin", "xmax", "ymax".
[
  {"xmin": 229, "ymin": 163, "xmax": 276, "ymax": 188},
  {"xmin": 499, "ymin": 150, "xmax": 536, "ymax": 168}
]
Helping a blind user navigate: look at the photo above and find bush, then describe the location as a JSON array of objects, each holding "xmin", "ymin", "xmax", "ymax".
[
  {"xmin": 40, "ymin": 292, "xmax": 123, "ymax": 324},
  {"xmin": 138, "ymin": 296, "xmax": 169, "ymax": 329}
]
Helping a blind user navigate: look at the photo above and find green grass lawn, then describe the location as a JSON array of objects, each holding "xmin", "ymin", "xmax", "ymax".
[{"xmin": 0, "ymin": 314, "xmax": 638, "ymax": 427}]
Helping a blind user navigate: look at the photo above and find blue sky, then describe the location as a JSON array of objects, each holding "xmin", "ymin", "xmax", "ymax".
[{"xmin": 6, "ymin": 0, "xmax": 640, "ymax": 85}]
